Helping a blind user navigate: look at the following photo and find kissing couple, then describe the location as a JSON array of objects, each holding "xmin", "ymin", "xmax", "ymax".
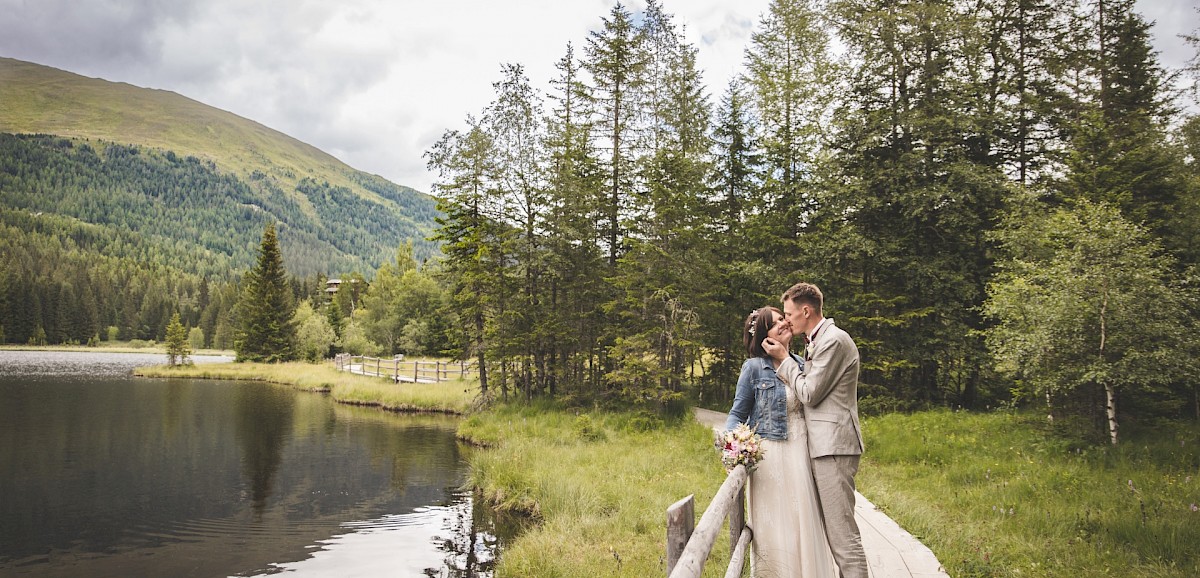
[{"xmin": 723, "ymin": 282, "xmax": 867, "ymax": 578}]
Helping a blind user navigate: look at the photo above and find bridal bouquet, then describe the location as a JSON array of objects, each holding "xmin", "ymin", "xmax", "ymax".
[{"xmin": 715, "ymin": 423, "xmax": 765, "ymax": 472}]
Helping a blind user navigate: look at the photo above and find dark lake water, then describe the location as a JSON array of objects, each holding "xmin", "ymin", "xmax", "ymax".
[{"xmin": 0, "ymin": 350, "xmax": 516, "ymax": 577}]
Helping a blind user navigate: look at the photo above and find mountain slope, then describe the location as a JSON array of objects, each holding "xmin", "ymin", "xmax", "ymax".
[{"xmin": 0, "ymin": 56, "xmax": 439, "ymax": 276}]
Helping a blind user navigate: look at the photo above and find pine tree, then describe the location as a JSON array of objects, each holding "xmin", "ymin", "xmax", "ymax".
[
  {"xmin": 427, "ymin": 119, "xmax": 501, "ymax": 398},
  {"xmin": 827, "ymin": 0, "xmax": 1009, "ymax": 405},
  {"xmin": 1060, "ymin": 0, "xmax": 1180, "ymax": 239},
  {"xmin": 165, "ymin": 312, "xmax": 192, "ymax": 366},
  {"xmin": 234, "ymin": 223, "xmax": 297, "ymax": 362},
  {"xmin": 584, "ymin": 2, "xmax": 650, "ymax": 268},
  {"xmin": 606, "ymin": 6, "xmax": 715, "ymax": 407},
  {"xmin": 544, "ymin": 41, "xmax": 608, "ymax": 396}
]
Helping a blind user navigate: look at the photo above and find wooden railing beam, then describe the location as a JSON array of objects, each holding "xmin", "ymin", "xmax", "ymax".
[
  {"xmin": 723, "ymin": 525, "xmax": 752, "ymax": 578},
  {"xmin": 667, "ymin": 464, "xmax": 749, "ymax": 578}
]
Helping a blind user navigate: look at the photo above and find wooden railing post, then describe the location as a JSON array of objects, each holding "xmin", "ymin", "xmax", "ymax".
[
  {"xmin": 666, "ymin": 495, "xmax": 695, "ymax": 576},
  {"xmin": 730, "ymin": 486, "xmax": 745, "ymax": 553},
  {"xmin": 666, "ymin": 464, "xmax": 750, "ymax": 578}
]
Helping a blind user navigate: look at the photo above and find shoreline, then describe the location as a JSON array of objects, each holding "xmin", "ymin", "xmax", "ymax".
[
  {"xmin": 134, "ymin": 360, "xmax": 476, "ymax": 415},
  {"xmin": 0, "ymin": 343, "xmax": 235, "ymax": 357}
]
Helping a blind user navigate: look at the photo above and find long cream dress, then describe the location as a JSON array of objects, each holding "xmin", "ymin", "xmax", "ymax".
[{"xmin": 748, "ymin": 379, "xmax": 839, "ymax": 578}]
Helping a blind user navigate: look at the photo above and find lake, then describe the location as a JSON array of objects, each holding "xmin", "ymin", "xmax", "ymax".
[{"xmin": 0, "ymin": 350, "xmax": 516, "ymax": 577}]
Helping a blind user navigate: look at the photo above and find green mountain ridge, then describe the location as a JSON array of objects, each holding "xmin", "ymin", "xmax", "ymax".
[{"xmin": 0, "ymin": 56, "xmax": 440, "ymax": 276}]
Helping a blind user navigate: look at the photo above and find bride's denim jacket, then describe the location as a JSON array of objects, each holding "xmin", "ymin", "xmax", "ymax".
[{"xmin": 723, "ymin": 353, "xmax": 805, "ymax": 441}]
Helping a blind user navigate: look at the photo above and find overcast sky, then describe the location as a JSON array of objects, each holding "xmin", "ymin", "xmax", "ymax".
[{"xmin": 1, "ymin": 0, "xmax": 1196, "ymax": 193}]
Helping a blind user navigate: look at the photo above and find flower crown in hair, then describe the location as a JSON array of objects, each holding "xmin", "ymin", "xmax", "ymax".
[{"xmin": 748, "ymin": 310, "xmax": 760, "ymax": 338}]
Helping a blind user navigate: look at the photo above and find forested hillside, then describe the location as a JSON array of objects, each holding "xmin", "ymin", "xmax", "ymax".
[{"xmin": 0, "ymin": 58, "xmax": 441, "ymax": 346}]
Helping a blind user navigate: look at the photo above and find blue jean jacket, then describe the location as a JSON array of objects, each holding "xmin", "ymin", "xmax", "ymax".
[{"xmin": 723, "ymin": 353, "xmax": 805, "ymax": 441}]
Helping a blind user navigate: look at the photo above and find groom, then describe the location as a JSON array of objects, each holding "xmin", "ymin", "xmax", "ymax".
[{"xmin": 762, "ymin": 282, "xmax": 868, "ymax": 578}]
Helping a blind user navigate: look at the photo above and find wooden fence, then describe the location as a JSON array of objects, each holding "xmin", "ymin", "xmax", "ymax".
[
  {"xmin": 333, "ymin": 353, "xmax": 474, "ymax": 383},
  {"xmin": 666, "ymin": 464, "xmax": 752, "ymax": 578}
]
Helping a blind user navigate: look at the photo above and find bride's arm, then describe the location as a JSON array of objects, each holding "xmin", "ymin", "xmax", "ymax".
[{"xmin": 724, "ymin": 363, "xmax": 755, "ymax": 431}]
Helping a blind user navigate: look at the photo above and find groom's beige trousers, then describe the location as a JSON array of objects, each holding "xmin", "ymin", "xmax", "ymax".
[{"xmin": 813, "ymin": 454, "xmax": 868, "ymax": 578}]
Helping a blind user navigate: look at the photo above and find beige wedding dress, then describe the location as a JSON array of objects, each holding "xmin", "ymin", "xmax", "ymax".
[{"xmin": 747, "ymin": 379, "xmax": 839, "ymax": 578}]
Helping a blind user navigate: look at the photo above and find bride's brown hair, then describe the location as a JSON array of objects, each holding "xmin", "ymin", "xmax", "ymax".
[{"xmin": 744, "ymin": 306, "xmax": 781, "ymax": 358}]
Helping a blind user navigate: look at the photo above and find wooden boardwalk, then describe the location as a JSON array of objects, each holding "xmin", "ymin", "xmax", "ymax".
[
  {"xmin": 333, "ymin": 354, "xmax": 473, "ymax": 384},
  {"xmin": 342, "ymin": 363, "xmax": 437, "ymax": 383},
  {"xmin": 693, "ymin": 408, "xmax": 949, "ymax": 578}
]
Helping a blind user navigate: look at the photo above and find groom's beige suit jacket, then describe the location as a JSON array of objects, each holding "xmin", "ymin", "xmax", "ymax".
[{"xmin": 777, "ymin": 318, "xmax": 864, "ymax": 458}]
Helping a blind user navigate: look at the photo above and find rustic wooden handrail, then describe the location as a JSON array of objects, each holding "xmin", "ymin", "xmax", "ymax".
[
  {"xmin": 332, "ymin": 353, "xmax": 473, "ymax": 383},
  {"xmin": 666, "ymin": 464, "xmax": 752, "ymax": 578}
]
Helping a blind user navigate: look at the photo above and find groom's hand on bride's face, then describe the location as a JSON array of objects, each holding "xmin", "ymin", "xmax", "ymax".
[{"xmin": 762, "ymin": 338, "xmax": 787, "ymax": 362}]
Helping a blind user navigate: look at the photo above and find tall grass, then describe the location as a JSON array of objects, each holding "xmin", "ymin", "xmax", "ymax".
[
  {"xmin": 458, "ymin": 402, "xmax": 738, "ymax": 577},
  {"xmin": 859, "ymin": 410, "xmax": 1200, "ymax": 577},
  {"xmin": 136, "ymin": 361, "xmax": 476, "ymax": 414}
]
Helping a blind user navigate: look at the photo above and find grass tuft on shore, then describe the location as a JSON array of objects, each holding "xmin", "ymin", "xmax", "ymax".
[
  {"xmin": 458, "ymin": 401, "xmax": 738, "ymax": 577},
  {"xmin": 136, "ymin": 361, "xmax": 476, "ymax": 414},
  {"xmin": 859, "ymin": 409, "xmax": 1200, "ymax": 578}
]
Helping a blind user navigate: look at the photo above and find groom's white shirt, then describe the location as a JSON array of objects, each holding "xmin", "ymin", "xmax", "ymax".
[{"xmin": 778, "ymin": 318, "xmax": 864, "ymax": 458}]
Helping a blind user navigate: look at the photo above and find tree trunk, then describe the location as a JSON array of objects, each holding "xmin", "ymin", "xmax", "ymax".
[
  {"xmin": 1105, "ymin": 382, "xmax": 1118, "ymax": 445},
  {"xmin": 475, "ymin": 311, "xmax": 488, "ymax": 398}
]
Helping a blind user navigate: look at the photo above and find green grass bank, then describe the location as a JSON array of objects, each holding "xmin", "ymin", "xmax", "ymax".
[
  {"xmin": 135, "ymin": 360, "xmax": 476, "ymax": 414},
  {"xmin": 457, "ymin": 402, "xmax": 735, "ymax": 577}
]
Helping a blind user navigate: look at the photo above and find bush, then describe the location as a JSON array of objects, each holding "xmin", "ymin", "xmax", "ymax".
[
  {"xmin": 188, "ymin": 327, "xmax": 205, "ymax": 351},
  {"xmin": 573, "ymin": 414, "xmax": 607, "ymax": 442}
]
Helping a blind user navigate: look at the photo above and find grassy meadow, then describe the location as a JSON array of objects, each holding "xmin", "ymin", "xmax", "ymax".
[
  {"xmin": 456, "ymin": 405, "xmax": 1198, "ymax": 578},
  {"xmin": 458, "ymin": 402, "xmax": 736, "ymax": 578},
  {"xmin": 859, "ymin": 410, "xmax": 1200, "ymax": 577}
]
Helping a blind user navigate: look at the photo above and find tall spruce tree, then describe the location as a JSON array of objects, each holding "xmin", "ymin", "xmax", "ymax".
[
  {"xmin": 704, "ymin": 78, "xmax": 770, "ymax": 402},
  {"xmin": 484, "ymin": 63, "xmax": 550, "ymax": 400},
  {"xmin": 826, "ymin": 0, "xmax": 1009, "ymax": 406},
  {"xmin": 606, "ymin": 4, "xmax": 714, "ymax": 406},
  {"xmin": 1060, "ymin": 0, "xmax": 1180, "ymax": 238},
  {"xmin": 234, "ymin": 223, "xmax": 297, "ymax": 362},
  {"xmin": 745, "ymin": 0, "xmax": 838, "ymax": 246},
  {"xmin": 584, "ymin": 2, "xmax": 649, "ymax": 268},
  {"xmin": 544, "ymin": 42, "xmax": 608, "ymax": 396},
  {"xmin": 427, "ymin": 118, "xmax": 501, "ymax": 398}
]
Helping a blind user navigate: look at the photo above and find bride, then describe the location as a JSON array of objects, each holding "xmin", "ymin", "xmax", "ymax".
[{"xmin": 723, "ymin": 306, "xmax": 838, "ymax": 578}]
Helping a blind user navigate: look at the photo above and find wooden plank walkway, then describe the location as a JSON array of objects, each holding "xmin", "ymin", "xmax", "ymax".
[
  {"xmin": 342, "ymin": 363, "xmax": 438, "ymax": 384},
  {"xmin": 693, "ymin": 408, "xmax": 949, "ymax": 578}
]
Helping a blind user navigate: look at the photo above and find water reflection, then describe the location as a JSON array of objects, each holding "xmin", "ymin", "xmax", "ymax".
[
  {"xmin": 234, "ymin": 384, "xmax": 295, "ymax": 517},
  {"xmin": 431, "ymin": 490, "xmax": 527, "ymax": 578},
  {"xmin": 0, "ymin": 351, "xmax": 519, "ymax": 577},
  {"xmin": 246, "ymin": 489, "xmax": 523, "ymax": 578}
]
